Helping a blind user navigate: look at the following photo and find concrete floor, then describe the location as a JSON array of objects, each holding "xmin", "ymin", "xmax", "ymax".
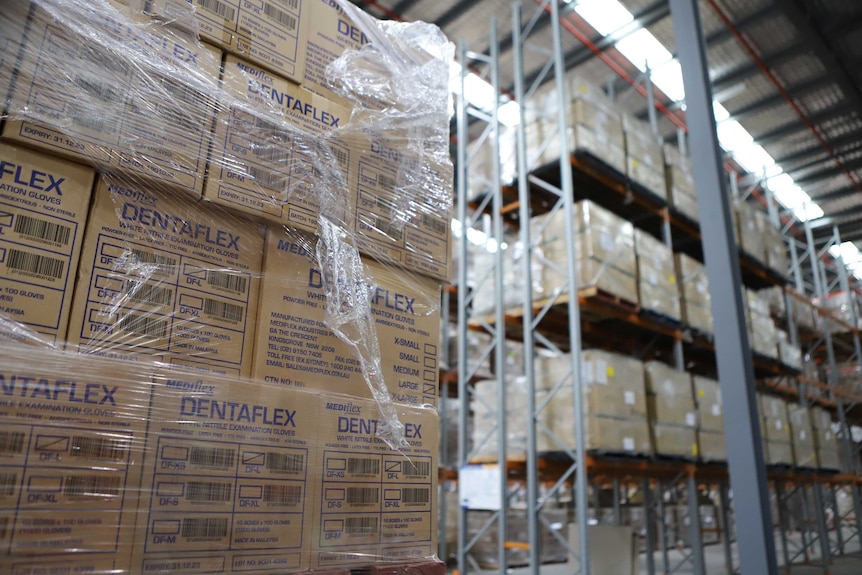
[{"xmin": 486, "ymin": 526, "xmax": 862, "ymax": 574}]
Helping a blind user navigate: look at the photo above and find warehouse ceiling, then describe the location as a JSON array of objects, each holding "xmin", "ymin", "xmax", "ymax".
[{"xmin": 350, "ymin": 0, "xmax": 862, "ymax": 266}]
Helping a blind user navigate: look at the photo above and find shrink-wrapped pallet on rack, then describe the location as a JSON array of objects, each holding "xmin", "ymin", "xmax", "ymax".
[
  {"xmin": 761, "ymin": 217, "xmax": 789, "ymax": 276},
  {"xmin": 787, "ymin": 402, "xmax": 817, "ymax": 468},
  {"xmin": 693, "ymin": 376, "xmax": 726, "ymax": 461},
  {"xmin": 735, "ymin": 203, "xmax": 768, "ymax": 265},
  {"xmin": 539, "ymin": 75, "xmax": 626, "ymax": 174},
  {"xmin": 532, "ymin": 200, "xmax": 639, "ymax": 305},
  {"xmin": 746, "ymin": 289, "xmax": 780, "ymax": 359},
  {"xmin": 815, "ymin": 291, "xmax": 859, "ymax": 333},
  {"xmin": 623, "ymin": 115, "xmax": 666, "ymax": 200},
  {"xmin": 471, "ymin": 377, "xmax": 531, "ymax": 461},
  {"xmin": 0, "ymin": 0, "xmax": 454, "ymax": 571},
  {"xmin": 811, "ymin": 406, "xmax": 842, "ymax": 470},
  {"xmin": 664, "ymin": 144, "xmax": 698, "ymax": 222},
  {"xmin": 634, "ymin": 229, "xmax": 681, "ymax": 321},
  {"xmin": 676, "ymin": 253, "xmax": 713, "ymax": 334},
  {"xmin": 759, "ymin": 395, "xmax": 795, "ymax": 466},
  {"xmin": 776, "ymin": 330, "xmax": 802, "ymax": 370},
  {"xmin": 536, "ymin": 350, "xmax": 652, "ymax": 455},
  {"xmin": 645, "ymin": 361, "xmax": 698, "ymax": 458}
]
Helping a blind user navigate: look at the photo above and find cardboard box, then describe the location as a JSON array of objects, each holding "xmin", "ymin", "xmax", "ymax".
[
  {"xmin": 132, "ymin": 366, "xmax": 320, "ymax": 573},
  {"xmin": 765, "ymin": 440, "xmax": 794, "ymax": 466},
  {"xmin": 697, "ymin": 430, "xmax": 726, "ymax": 461},
  {"xmin": 675, "ymin": 254, "xmax": 710, "ymax": 307},
  {"xmin": 204, "ymin": 55, "xmax": 351, "ymax": 227},
  {"xmin": 251, "ymin": 227, "xmax": 441, "ymax": 407},
  {"xmin": 143, "ymin": 0, "xmax": 307, "ymax": 83},
  {"xmin": 644, "ymin": 361, "xmax": 696, "ymax": 428},
  {"xmin": 670, "ymin": 187, "xmax": 699, "ymax": 222},
  {"xmin": 535, "ymin": 252, "xmax": 639, "ymax": 305},
  {"xmin": 682, "ymin": 300, "xmax": 713, "ymax": 334},
  {"xmin": 759, "ymin": 395, "xmax": 791, "ymax": 443},
  {"xmin": 652, "ymin": 422, "xmax": 698, "ymax": 458},
  {"xmin": 541, "ymin": 124, "xmax": 626, "ymax": 174},
  {"xmin": 539, "ymin": 414, "xmax": 652, "ymax": 455},
  {"xmin": 535, "ymin": 199, "xmax": 633, "ymax": 244},
  {"xmin": 635, "ymin": 229, "xmax": 675, "ymax": 274},
  {"xmin": 311, "ymin": 397, "xmax": 438, "ymax": 568},
  {"xmin": 471, "ymin": 377, "xmax": 530, "ymax": 460},
  {"xmin": 624, "ymin": 120, "xmax": 666, "ymax": 198},
  {"xmin": 693, "ymin": 376, "xmax": 723, "ymax": 432},
  {"xmin": 67, "ymin": 176, "xmax": 265, "ymax": 376},
  {"xmin": 0, "ymin": 347, "xmax": 152, "ymax": 574},
  {"xmin": 4, "ymin": 1, "xmax": 221, "ymax": 197},
  {"xmin": 0, "ymin": 2, "xmax": 26, "ymax": 114},
  {"xmin": 638, "ymin": 258, "xmax": 681, "ymax": 319},
  {"xmin": 818, "ymin": 447, "xmax": 842, "ymax": 470},
  {"xmin": 0, "ymin": 142, "xmax": 95, "ymax": 345},
  {"xmin": 536, "ymin": 351, "xmax": 648, "ymax": 420},
  {"xmin": 736, "ymin": 204, "xmax": 766, "ymax": 263}
]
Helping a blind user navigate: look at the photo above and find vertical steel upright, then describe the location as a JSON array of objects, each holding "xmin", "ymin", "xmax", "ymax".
[
  {"xmin": 455, "ymin": 21, "xmax": 508, "ymax": 575},
  {"xmin": 511, "ymin": 0, "xmax": 590, "ymax": 572},
  {"xmin": 670, "ymin": 1, "xmax": 778, "ymax": 573}
]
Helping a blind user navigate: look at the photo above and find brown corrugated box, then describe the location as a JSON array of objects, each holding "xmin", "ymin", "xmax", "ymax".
[
  {"xmin": 637, "ymin": 260, "xmax": 681, "ymax": 319},
  {"xmin": 652, "ymin": 423, "xmax": 698, "ymax": 458},
  {"xmin": 693, "ymin": 376, "xmax": 723, "ymax": 432},
  {"xmin": 634, "ymin": 229, "xmax": 675, "ymax": 274},
  {"xmin": 682, "ymin": 300, "xmax": 713, "ymax": 334},
  {"xmin": 0, "ymin": 142, "xmax": 95, "ymax": 346},
  {"xmin": 764, "ymin": 441, "xmax": 794, "ymax": 466},
  {"xmin": 132, "ymin": 367, "xmax": 320, "ymax": 573},
  {"xmin": 311, "ymin": 398, "xmax": 438, "ymax": 568},
  {"xmin": 788, "ymin": 403, "xmax": 816, "ymax": 467},
  {"xmin": 0, "ymin": 2, "xmax": 26, "ymax": 114},
  {"xmin": 66, "ymin": 176, "xmax": 265, "ymax": 376},
  {"xmin": 624, "ymin": 117, "xmax": 666, "ymax": 198},
  {"xmin": 644, "ymin": 361, "xmax": 696, "ymax": 428},
  {"xmin": 142, "ymin": 0, "xmax": 307, "ymax": 83},
  {"xmin": 538, "ymin": 413, "xmax": 652, "ymax": 455},
  {"xmin": 759, "ymin": 395, "xmax": 792, "ymax": 443},
  {"xmin": 736, "ymin": 204, "xmax": 766, "ymax": 264},
  {"xmin": 3, "ymin": 1, "xmax": 221, "ymax": 196},
  {"xmin": 697, "ymin": 430, "xmax": 726, "ymax": 461},
  {"xmin": 0, "ymin": 347, "xmax": 152, "ymax": 574},
  {"xmin": 675, "ymin": 253, "xmax": 710, "ymax": 308},
  {"xmin": 535, "ymin": 199, "xmax": 634, "ymax": 245},
  {"xmin": 251, "ymin": 227, "xmax": 441, "ymax": 408},
  {"xmin": 204, "ymin": 55, "xmax": 351, "ymax": 227}
]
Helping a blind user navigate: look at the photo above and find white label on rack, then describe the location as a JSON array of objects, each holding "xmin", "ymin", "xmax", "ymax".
[
  {"xmin": 624, "ymin": 391, "xmax": 636, "ymax": 405},
  {"xmin": 596, "ymin": 359, "xmax": 608, "ymax": 384},
  {"xmin": 582, "ymin": 361, "xmax": 595, "ymax": 383},
  {"xmin": 459, "ymin": 465, "xmax": 503, "ymax": 511},
  {"xmin": 686, "ymin": 412, "xmax": 697, "ymax": 427},
  {"xmin": 697, "ymin": 282, "xmax": 707, "ymax": 295},
  {"xmin": 623, "ymin": 437, "xmax": 635, "ymax": 451},
  {"xmin": 776, "ymin": 420, "xmax": 783, "ymax": 431},
  {"xmin": 711, "ymin": 404, "xmax": 721, "ymax": 417}
]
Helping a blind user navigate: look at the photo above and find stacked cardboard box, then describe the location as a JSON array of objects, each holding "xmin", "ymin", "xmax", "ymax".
[
  {"xmin": 788, "ymin": 402, "xmax": 816, "ymax": 468},
  {"xmin": 532, "ymin": 200, "xmax": 638, "ymax": 304},
  {"xmin": 762, "ymin": 216, "xmax": 789, "ymax": 276},
  {"xmin": 776, "ymin": 330, "xmax": 802, "ymax": 369},
  {"xmin": 746, "ymin": 289, "xmax": 779, "ymax": 359},
  {"xmin": 634, "ymin": 229, "xmax": 680, "ymax": 320},
  {"xmin": 735, "ymin": 204, "xmax": 767, "ymax": 264},
  {"xmin": 540, "ymin": 76, "xmax": 626, "ymax": 174},
  {"xmin": 645, "ymin": 361, "xmax": 698, "ymax": 458},
  {"xmin": 471, "ymin": 377, "xmax": 530, "ymax": 461},
  {"xmin": 693, "ymin": 376, "xmax": 726, "ymax": 461},
  {"xmin": 536, "ymin": 350, "xmax": 652, "ymax": 455},
  {"xmin": 811, "ymin": 406, "xmax": 842, "ymax": 470},
  {"xmin": 816, "ymin": 291, "xmax": 859, "ymax": 333},
  {"xmin": 664, "ymin": 145, "xmax": 698, "ymax": 222},
  {"xmin": 623, "ymin": 116, "xmax": 666, "ymax": 199},
  {"xmin": 676, "ymin": 254, "xmax": 713, "ymax": 334},
  {"xmin": 759, "ymin": 394, "xmax": 794, "ymax": 466}
]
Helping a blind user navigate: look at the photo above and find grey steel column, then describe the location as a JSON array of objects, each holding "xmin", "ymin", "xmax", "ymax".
[
  {"xmin": 548, "ymin": 0, "xmax": 590, "ymax": 572},
  {"xmin": 774, "ymin": 482, "xmax": 792, "ymax": 571},
  {"xmin": 656, "ymin": 481, "xmax": 670, "ymax": 574},
  {"xmin": 812, "ymin": 483, "xmax": 832, "ymax": 565},
  {"xmin": 687, "ymin": 474, "xmax": 707, "ymax": 575},
  {"xmin": 718, "ymin": 481, "xmax": 735, "ymax": 574},
  {"xmin": 670, "ymin": 2, "xmax": 777, "ymax": 573},
  {"xmin": 830, "ymin": 485, "xmax": 844, "ymax": 555},
  {"xmin": 643, "ymin": 477, "xmax": 657, "ymax": 575},
  {"xmin": 613, "ymin": 479, "xmax": 622, "ymax": 526},
  {"xmin": 510, "ymin": 4, "xmax": 540, "ymax": 574},
  {"xmin": 455, "ymin": 39, "xmax": 470, "ymax": 575}
]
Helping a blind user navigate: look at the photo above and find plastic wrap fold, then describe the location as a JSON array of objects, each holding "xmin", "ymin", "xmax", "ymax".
[{"xmin": 0, "ymin": 0, "xmax": 454, "ymax": 570}]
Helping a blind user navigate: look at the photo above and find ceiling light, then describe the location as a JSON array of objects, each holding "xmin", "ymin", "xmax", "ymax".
[
  {"xmin": 650, "ymin": 60, "xmax": 685, "ymax": 101},
  {"xmin": 716, "ymin": 120, "xmax": 753, "ymax": 152}
]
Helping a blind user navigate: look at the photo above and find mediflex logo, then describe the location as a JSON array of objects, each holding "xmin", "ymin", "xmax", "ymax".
[
  {"xmin": 325, "ymin": 401, "xmax": 361, "ymax": 414},
  {"xmin": 0, "ymin": 162, "xmax": 65, "ymax": 195}
]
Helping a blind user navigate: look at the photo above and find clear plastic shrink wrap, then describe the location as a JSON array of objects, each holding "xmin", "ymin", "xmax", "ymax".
[{"xmin": 0, "ymin": 0, "xmax": 453, "ymax": 571}]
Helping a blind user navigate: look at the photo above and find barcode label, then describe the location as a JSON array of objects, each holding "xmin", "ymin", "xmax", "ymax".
[
  {"xmin": 264, "ymin": 2, "xmax": 297, "ymax": 30},
  {"xmin": 375, "ymin": 216, "xmax": 403, "ymax": 241},
  {"xmin": 253, "ymin": 115, "xmax": 284, "ymax": 136},
  {"xmin": 74, "ymin": 75, "xmax": 122, "ymax": 104},
  {"xmin": 0, "ymin": 432, "xmax": 26, "ymax": 454},
  {"xmin": 401, "ymin": 488, "xmax": 429, "ymax": 504},
  {"xmin": 119, "ymin": 313, "xmax": 168, "ymax": 339},
  {"xmin": 130, "ymin": 248, "xmax": 178, "ymax": 274},
  {"xmin": 124, "ymin": 281, "xmax": 174, "ymax": 307},
  {"xmin": 71, "ymin": 436, "xmax": 127, "ymax": 460},
  {"xmin": 422, "ymin": 213, "xmax": 447, "ymax": 235},
  {"xmin": 196, "ymin": 0, "xmax": 236, "ymax": 20},
  {"xmin": 402, "ymin": 460, "xmax": 430, "ymax": 477},
  {"xmin": 64, "ymin": 475, "xmax": 121, "ymax": 497},
  {"xmin": 181, "ymin": 517, "xmax": 229, "ymax": 539},
  {"xmin": 285, "ymin": 0, "xmax": 299, "ymax": 9},
  {"xmin": 345, "ymin": 517, "xmax": 378, "ymax": 536},
  {"xmin": 158, "ymin": 76, "xmax": 204, "ymax": 108},
  {"xmin": 6, "ymin": 249, "xmax": 65, "ymax": 280},
  {"xmin": 14, "ymin": 215, "xmax": 71, "ymax": 245},
  {"xmin": 186, "ymin": 481, "xmax": 232, "ymax": 502},
  {"xmin": 203, "ymin": 298, "xmax": 244, "ymax": 323},
  {"xmin": 347, "ymin": 458, "xmax": 380, "ymax": 475},
  {"xmin": 68, "ymin": 103, "xmax": 119, "ymax": 134},
  {"xmin": 375, "ymin": 196, "xmax": 397, "ymax": 215},
  {"xmin": 379, "ymin": 173, "xmax": 398, "ymax": 190},
  {"xmin": 265, "ymin": 452, "xmax": 304, "ymax": 473},
  {"xmin": 0, "ymin": 517, "xmax": 8, "ymax": 540},
  {"xmin": 190, "ymin": 446, "xmax": 236, "ymax": 468},
  {"xmin": 253, "ymin": 144, "xmax": 291, "ymax": 164},
  {"xmin": 207, "ymin": 271, "xmax": 248, "ymax": 294},
  {"xmin": 263, "ymin": 484, "xmax": 301, "ymax": 505},
  {"xmin": 0, "ymin": 473, "xmax": 17, "ymax": 497},
  {"xmin": 248, "ymin": 165, "xmax": 288, "ymax": 191},
  {"xmin": 332, "ymin": 147, "xmax": 349, "ymax": 170},
  {"xmin": 347, "ymin": 487, "xmax": 379, "ymax": 504}
]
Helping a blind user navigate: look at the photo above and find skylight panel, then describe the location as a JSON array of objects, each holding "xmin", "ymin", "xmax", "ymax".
[
  {"xmin": 651, "ymin": 60, "xmax": 685, "ymax": 101},
  {"xmin": 572, "ymin": 0, "xmax": 634, "ymax": 36},
  {"xmin": 716, "ymin": 120, "xmax": 753, "ymax": 152},
  {"xmin": 616, "ymin": 28, "xmax": 673, "ymax": 72}
]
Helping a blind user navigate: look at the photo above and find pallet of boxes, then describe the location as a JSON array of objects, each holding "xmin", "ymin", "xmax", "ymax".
[{"xmin": 0, "ymin": 1, "xmax": 452, "ymax": 573}]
